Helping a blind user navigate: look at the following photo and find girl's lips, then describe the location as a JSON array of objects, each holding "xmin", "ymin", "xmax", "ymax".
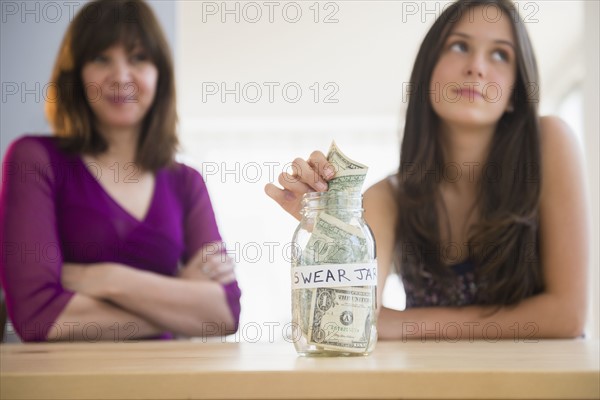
[{"xmin": 454, "ymin": 88, "xmax": 484, "ymax": 100}]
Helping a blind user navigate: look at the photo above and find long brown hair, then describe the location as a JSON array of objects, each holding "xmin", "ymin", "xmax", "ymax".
[
  {"xmin": 45, "ymin": 0, "xmax": 178, "ymax": 171},
  {"xmin": 395, "ymin": 0, "xmax": 543, "ymax": 306}
]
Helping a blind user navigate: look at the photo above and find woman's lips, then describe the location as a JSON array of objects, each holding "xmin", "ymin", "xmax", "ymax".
[{"xmin": 106, "ymin": 96, "xmax": 133, "ymax": 104}]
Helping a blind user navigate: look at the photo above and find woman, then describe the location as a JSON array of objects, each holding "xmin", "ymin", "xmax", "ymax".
[
  {"xmin": 266, "ymin": 0, "xmax": 589, "ymax": 339},
  {"xmin": 0, "ymin": 0, "xmax": 240, "ymax": 342}
]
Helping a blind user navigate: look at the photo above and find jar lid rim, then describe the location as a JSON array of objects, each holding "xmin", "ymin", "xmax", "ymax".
[{"xmin": 302, "ymin": 191, "xmax": 363, "ymax": 200}]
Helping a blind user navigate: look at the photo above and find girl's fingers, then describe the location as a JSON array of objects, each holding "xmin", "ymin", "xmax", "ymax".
[
  {"xmin": 307, "ymin": 151, "xmax": 336, "ymax": 181},
  {"xmin": 265, "ymin": 149, "xmax": 332, "ymax": 221},
  {"xmin": 289, "ymin": 157, "xmax": 328, "ymax": 191},
  {"xmin": 278, "ymin": 172, "xmax": 316, "ymax": 194},
  {"xmin": 264, "ymin": 183, "xmax": 303, "ymax": 220}
]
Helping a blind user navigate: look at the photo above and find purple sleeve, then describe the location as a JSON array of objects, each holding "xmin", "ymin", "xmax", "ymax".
[
  {"xmin": 180, "ymin": 166, "xmax": 222, "ymax": 262},
  {"xmin": 0, "ymin": 137, "xmax": 74, "ymax": 342},
  {"xmin": 180, "ymin": 165, "xmax": 241, "ymax": 330}
]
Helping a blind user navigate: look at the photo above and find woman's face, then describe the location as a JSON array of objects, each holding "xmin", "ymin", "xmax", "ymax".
[
  {"xmin": 430, "ymin": 5, "xmax": 517, "ymax": 129},
  {"xmin": 81, "ymin": 43, "xmax": 158, "ymax": 133}
]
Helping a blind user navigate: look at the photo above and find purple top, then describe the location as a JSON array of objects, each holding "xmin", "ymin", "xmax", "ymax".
[
  {"xmin": 403, "ymin": 260, "xmax": 478, "ymax": 308},
  {"xmin": 0, "ymin": 135, "xmax": 241, "ymax": 342}
]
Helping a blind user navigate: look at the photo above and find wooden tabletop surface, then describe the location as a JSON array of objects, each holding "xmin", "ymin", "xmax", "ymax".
[{"xmin": 1, "ymin": 339, "xmax": 599, "ymax": 399}]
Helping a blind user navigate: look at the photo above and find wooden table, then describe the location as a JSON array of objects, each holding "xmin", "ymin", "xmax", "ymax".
[{"xmin": 1, "ymin": 339, "xmax": 598, "ymax": 399}]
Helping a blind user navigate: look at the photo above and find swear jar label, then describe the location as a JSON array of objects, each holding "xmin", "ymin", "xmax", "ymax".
[{"xmin": 291, "ymin": 261, "xmax": 377, "ymax": 289}]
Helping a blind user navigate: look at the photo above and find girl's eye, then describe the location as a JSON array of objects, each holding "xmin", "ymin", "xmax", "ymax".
[
  {"xmin": 449, "ymin": 41, "xmax": 468, "ymax": 53},
  {"xmin": 92, "ymin": 55, "xmax": 108, "ymax": 63},
  {"xmin": 492, "ymin": 49, "xmax": 510, "ymax": 62}
]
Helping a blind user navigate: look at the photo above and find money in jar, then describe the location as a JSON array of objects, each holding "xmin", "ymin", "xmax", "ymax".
[{"xmin": 290, "ymin": 142, "xmax": 377, "ymax": 356}]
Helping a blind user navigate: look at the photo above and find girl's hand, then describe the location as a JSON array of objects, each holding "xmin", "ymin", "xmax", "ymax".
[{"xmin": 264, "ymin": 150, "xmax": 335, "ymax": 220}]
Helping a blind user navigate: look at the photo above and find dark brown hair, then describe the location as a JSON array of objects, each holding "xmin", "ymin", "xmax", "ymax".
[
  {"xmin": 45, "ymin": 0, "xmax": 178, "ymax": 171},
  {"xmin": 395, "ymin": 0, "xmax": 544, "ymax": 306}
]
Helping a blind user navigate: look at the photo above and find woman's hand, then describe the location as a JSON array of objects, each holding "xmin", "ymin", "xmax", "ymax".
[
  {"xmin": 179, "ymin": 243, "xmax": 237, "ymax": 284},
  {"xmin": 61, "ymin": 262, "xmax": 116, "ymax": 299},
  {"xmin": 264, "ymin": 150, "xmax": 336, "ymax": 220}
]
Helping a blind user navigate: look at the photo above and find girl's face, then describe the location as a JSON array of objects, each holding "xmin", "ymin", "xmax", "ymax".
[
  {"xmin": 82, "ymin": 43, "xmax": 158, "ymax": 133},
  {"xmin": 430, "ymin": 5, "xmax": 517, "ymax": 130}
]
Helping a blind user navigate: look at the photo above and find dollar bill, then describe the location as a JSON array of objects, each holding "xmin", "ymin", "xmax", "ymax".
[
  {"xmin": 326, "ymin": 141, "xmax": 368, "ymax": 193},
  {"xmin": 327, "ymin": 171, "xmax": 368, "ymax": 194},
  {"xmin": 302, "ymin": 212, "xmax": 368, "ymax": 265},
  {"xmin": 326, "ymin": 140, "xmax": 368, "ymax": 173},
  {"xmin": 307, "ymin": 287, "xmax": 374, "ymax": 353}
]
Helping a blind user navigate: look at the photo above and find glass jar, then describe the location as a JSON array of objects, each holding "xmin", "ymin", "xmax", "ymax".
[{"xmin": 290, "ymin": 191, "xmax": 377, "ymax": 356}]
